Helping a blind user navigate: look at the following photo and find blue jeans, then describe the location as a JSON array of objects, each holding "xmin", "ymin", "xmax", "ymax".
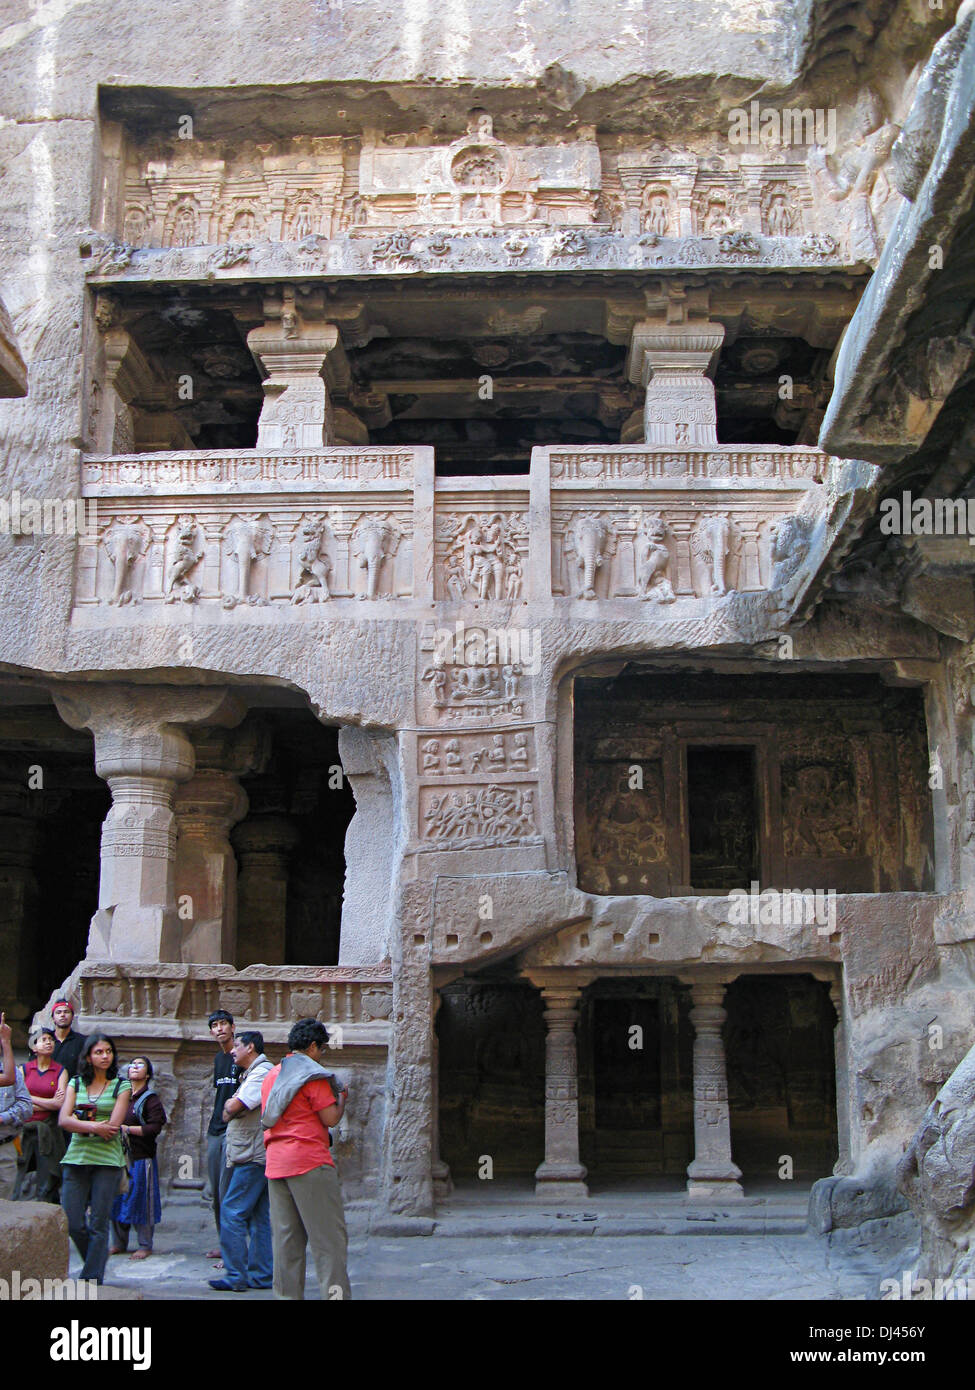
[
  {"xmin": 219, "ymin": 1163, "xmax": 272, "ymax": 1289},
  {"xmin": 61, "ymin": 1164, "xmax": 122, "ymax": 1284}
]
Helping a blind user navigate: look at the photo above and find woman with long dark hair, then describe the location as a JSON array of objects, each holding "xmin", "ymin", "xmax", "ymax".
[
  {"xmin": 59, "ymin": 1034, "xmax": 131, "ymax": 1285},
  {"xmin": 110, "ymin": 1056, "xmax": 167, "ymax": 1260}
]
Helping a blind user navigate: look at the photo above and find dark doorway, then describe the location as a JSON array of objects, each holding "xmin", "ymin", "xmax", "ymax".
[
  {"xmin": 579, "ymin": 979, "xmax": 694, "ymax": 1180},
  {"xmin": 687, "ymin": 745, "xmax": 757, "ymax": 890},
  {"xmin": 437, "ymin": 976, "xmax": 546, "ymax": 1182},
  {"xmin": 725, "ymin": 974, "xmax": 838, "ymax": 1181}
]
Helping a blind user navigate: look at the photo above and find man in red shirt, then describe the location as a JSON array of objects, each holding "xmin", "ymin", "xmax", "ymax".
[{"xmin": 260, "ymin": 1018, "xmax": 351, "ymax": 1300}]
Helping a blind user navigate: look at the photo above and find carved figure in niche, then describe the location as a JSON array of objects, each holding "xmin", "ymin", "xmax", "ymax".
[
  {"xmin": 701, "ymin": 195, "xmax": 735, "ymax": 235},
  {"xmin": 501, "ymin": 664, "xmax": 521, "ymax": 701},
  {"xmin": 586, "ymin": 763, "xmax": 665, "ymax": 865},
  {"xmin": 223, "ymin": 515, "xmax": 273, "ymax": 608},
  {"xmin": 636, "ymin": 513, "xmax": 676, "ymax": 603},
  {"xmin": 123, "ymin": 206, "xmax": 148, "ymax": 247},
  {"xmin": 565, "ymin": 512, "xmax": 617, "ymax": 600},
  {"xmin": 764, "ymin": 189, "xmax": 795, "ymax": 237},
  {"xmin": 421, "ymin": 739, "xmax": 441, "ymax": 771},
  {"xmin": 643, "ymin": 191, "xmax": 671, "ymax": 237},
  {"xmin": 453, "ymin": 667, "xmax": 495, "ymax": 702},
  {"xmin": 511, "ymin": 731, "xmax": 529, "ymax": 766},
  {"xmin": 692, "ymin": 512, "xmax": 741, "ymax": 595},
  {"xmin": 229, "ymin": 209, "xmax": 258, "ymax": 244},
  {"xmin": 291, "ymin": 518, "xmax": 333, "ymax": 604},
  {"xmin": 441, "ymin": 512, "xmax": 525, "ymax": 601},
  {"xmin": 808, "ymin": 88, "xmax": 899, "ymax": 262},
  {"xmin": 165, "ymin": 517, "xmax": 204, "ymax": 603},
  {"xmin": 421, "ymin": 666, "xmax": 448, "ymax": 708},
  {"xmin": 289, "ymin": 200, "xmax": 315, "ymax": 241},
  {"xmin": 445, "ymin": 739, "xmax": 462, "ymax": 769},
  {"xmin": 103, "ymin": 518, "xmax": 150, "ymax": 606},
  {"xmin": 783, "ymin": 764, "xmax": 859, "ymax": 857},
  {"xmin": 172, "ymin": 204, "xmax": 199, "ymax": 248},
  {"xmin": 470, "ymin": 746, "xmax": 486, "ymax": 772},
  {"xmin": 351, "ymin": 515, "xmax": 401, "ymax": 600},
  {"xmin": 488, "ymin": 734, "xmax": 506, "ymax": 768}
]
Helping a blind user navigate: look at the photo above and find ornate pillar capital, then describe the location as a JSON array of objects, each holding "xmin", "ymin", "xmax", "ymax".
[
  {"xmin": 246, "ymin": 292, "xmax": 344, "ymax": 450},
  {"xmin": 626, "ymin": 317, "xmax": 725, "ymax": 447}
]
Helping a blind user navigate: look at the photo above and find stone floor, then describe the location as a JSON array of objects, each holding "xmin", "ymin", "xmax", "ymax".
[{"xmin": 67, "ymin": 1184, "xmax": 886, "ymax": 1301}]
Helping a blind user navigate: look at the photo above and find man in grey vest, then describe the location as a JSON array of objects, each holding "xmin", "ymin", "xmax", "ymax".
[{"xmin": 209, "ymin": 1030, "xmax": 274, "ymax": 1292}]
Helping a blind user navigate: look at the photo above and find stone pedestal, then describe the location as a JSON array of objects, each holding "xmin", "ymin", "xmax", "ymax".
[
  {"xmin": 627, "ymin": 319, "xmax": 725, "ymax": 446},
  {"xmin": 232, "ymin": 816, "xmax": 300, "ymax": 967},
  {"xmin": 685, "ymin": 981, "xmax": 744, "ymax": 1201},
  {"xmin": 529, "ymin": 978, "xmax": 589, "ymax": 1199},
  {"xmin": 174, "ymin": 770, "xmax": 248, "ymax": 964}
]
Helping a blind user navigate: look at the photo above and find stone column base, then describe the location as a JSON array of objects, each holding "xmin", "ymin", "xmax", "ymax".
[
  {"xmin": 534, "ymin": 1162, "xmax": 589, "ymax": 1200},
  {"xmin": 686, "ymin": 1176, "xmax": 745, "ymax": 1202},
  {"xmin": 432, "ymin": 1159, "xmax": 454, "ymax": 1201}
]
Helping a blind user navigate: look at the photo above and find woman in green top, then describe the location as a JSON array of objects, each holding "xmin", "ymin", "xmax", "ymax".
[{"xmin": 59, "ymin": 1034, "xmax": 131, "ymax": 1284}]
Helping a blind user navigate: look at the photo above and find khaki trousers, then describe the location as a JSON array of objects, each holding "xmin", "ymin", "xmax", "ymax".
[
  {"xmin": 267, "ymin": 1162, "xmax": 351, "ymax": 1301},
  {"xmin": 0, "ymin": 1142, "xmax": 17, "ymax": 1200}
]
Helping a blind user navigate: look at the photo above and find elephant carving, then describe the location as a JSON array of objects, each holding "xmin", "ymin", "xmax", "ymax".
[
  {"xmin": 691, "ymin": 512, "xmax": 741, "ymax": 596},
  {"xmin": 565, "ymin": 512, "xmax": 617, "ymax": 600},
  {"xmin": 351, "ymin": 515, "xmax": 402, "ymax": 600},
  {"xmin": 103, "ymin": 518, "xmax": 151, "ymax": 606},
  {"xmin": 224, "ymin": 515, "xmax": 273, "ymax": 607}
]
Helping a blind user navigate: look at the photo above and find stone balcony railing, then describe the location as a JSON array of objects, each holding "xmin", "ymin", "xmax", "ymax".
[
  {"xmin": 75, "ymin": 442, "xmax": 830, "ymax": 614},
  {"xmin": 75, "ymin": 962, "xmax": 393, "ymax": 1047}
]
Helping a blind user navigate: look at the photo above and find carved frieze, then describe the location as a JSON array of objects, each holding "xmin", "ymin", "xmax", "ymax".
[
  {"xmin": 419, "ymin": 783, "xmax": 542, "ymax": 850},
  {"xmin": 418, "ymin": 728, "xmax": 536, "ymax": 776}
]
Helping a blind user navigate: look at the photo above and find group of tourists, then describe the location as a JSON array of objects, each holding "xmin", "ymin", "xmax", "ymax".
[
  {"xmin": 0, "ymin": 1001, "xmax": 350, "ymax": 1299},
  {"xmin": 0, "ymin": 1002, "xmax": 166, "ymax": 1282}
]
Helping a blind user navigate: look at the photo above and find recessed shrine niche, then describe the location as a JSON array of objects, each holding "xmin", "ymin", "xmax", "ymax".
[{"xmin": 574, "ymin": 672, "xmax": 935, "ymax": 897}]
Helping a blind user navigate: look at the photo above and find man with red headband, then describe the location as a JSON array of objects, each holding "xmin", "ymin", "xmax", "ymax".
[{"xmin": 51, "ymin": 1000, "xmax": 85, "ymax": 1080}]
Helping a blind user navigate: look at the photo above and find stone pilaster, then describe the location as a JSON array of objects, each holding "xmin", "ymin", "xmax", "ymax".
[
  {"xmin": 232, "ymin": 815, "xmax": 300, "ymax": 967},
  {"xmin": 174, "ymin": 771, "xmax": 248, "ymax": 964},
  {"xmin": 247, "ymin": 290, "xmax": 347, "ymax": 450},
  {"xmin": 627, "ymin": 318, "xmax": 725, "ymax": 446},
  {"xmin": 431, "ymin": 991, "xmax": 453, "ymax": 1201},
  {"xmin": 0, "ymin": 783, "xmax": 42, "ymax": 1036},
  {"xmin": 685, "ymin": 981, "xmax": 744, "ymax": 1201},
  {"xmin": 829, "ymin": 979, "xmax": 853, "ymax": 1175},
  {"xmin": 527, "ymin": 973, "xmax": 590, "ymax": 1199}
]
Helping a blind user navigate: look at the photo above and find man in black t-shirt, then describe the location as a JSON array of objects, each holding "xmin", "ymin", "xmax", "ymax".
[
  {"xmin": 51, "ymin": 1000, "xmax": 84, "ymax": 1079},
  {"xmin": 206, "ymin": 1009, "xmax": 239, "ymax": 1259}
]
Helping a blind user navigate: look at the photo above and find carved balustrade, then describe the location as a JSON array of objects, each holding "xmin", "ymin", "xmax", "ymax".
[{"xmin": 76, "ymin": 443, "xmax": 830, "ymax": 615}]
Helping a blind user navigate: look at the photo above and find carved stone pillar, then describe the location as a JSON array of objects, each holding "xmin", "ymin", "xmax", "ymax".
[
  {"xmin": 232, "ymin": 816, "xmax": 300, "ymax": 967},
  {"xmin": 174, "ymin": 771, "xmax": 248, "ymax": 964},
  {"xmin": 829, "ymin": 979, "xmax": 853, "ymax": 1175},
  {"xmin": 627, "ymin": 319, "xmax": 725, "ymax": 446},
  {"xmin": 247, "ymin": 290, "xmax": 346, "ymax": 450},
  {"xmin": 51, "ymin": 685, "xmax": 244, "ymax": 963},
  {"xmin": 685, "ymin": 981, "xmax": 744, "ymax": 1200},
  {"xmin": 431, "ymin": 992, "xmax": 453, "ymax": 1201},
  {"xmin": 528, "ymin": 974, "xmax": 589, "ymax": 1199},
  {"xmin": 92, "ymin": 319, "xmax": 192, "ymax": 453}
]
